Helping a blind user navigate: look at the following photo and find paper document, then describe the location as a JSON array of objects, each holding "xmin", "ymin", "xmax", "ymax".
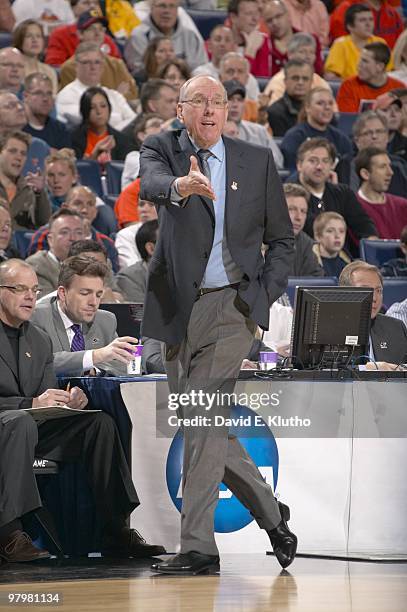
[{"xmin": 24, "ymin": 405, "xmax": 101, "ymax": 421}]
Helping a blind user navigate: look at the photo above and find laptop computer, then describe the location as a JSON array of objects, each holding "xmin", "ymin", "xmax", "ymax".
[{"xmin": 99, "ymin": 303, "xmax": 144, "ymax": 338}]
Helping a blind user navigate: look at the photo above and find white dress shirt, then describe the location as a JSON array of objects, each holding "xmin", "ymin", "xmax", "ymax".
[
  {"xmin": 56, "ymin": 79, "xmax": 136, "ymax": 130},
  {"xmin": 57, "ymin": 302, "xmax": 94, "ymax": 371}
]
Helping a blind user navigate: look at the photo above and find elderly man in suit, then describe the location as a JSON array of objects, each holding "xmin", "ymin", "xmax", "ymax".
[
  {"xmin": 339, "ymin": 261, "xmax": 407, "ymax": 369},
  {"xmin": 140, "ymin": 74, "xmax": 297, "ymax": 575},
  {"xmin": 31, "ymin": 255, "xmax": 138, "ymax": 377},
  {"xmin": 0, "ymin": 258, "xmax": 165, "ymax": 563}
]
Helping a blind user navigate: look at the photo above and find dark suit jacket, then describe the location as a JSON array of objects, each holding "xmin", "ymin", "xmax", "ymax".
[
  {"xmin": 371, "ymin": 313, "xmax": 407, "ymax": 364},
  {"xmin": 140, "ymin": 130, "xmax": 294, "ymax": 344},
  {"xmin": 0, "ymin": 321, "xmax": 57, "ymax": 411}
]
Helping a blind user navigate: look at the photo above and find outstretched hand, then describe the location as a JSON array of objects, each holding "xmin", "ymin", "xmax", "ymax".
[{"xmin": 175, "ymin": 155, "xmax": 216, "ymax": 200}]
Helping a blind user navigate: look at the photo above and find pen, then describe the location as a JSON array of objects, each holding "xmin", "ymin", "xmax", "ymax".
[{"xmin": 66, "ymin": 382, "xmax": 71, "ymax": 393}]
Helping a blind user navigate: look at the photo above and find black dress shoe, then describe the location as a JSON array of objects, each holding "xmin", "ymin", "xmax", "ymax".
[
  {"xmin": 151, "ymin": 551, "xmax": 220, "ymax": 575},
  {"xmin": 267, "ymin": 501, "xmax": 297, "ymax": 569},
  {"xmin": 0, "ymin": 531, "xmax": 50, "ymax": 563},
  {"xmin": 102, "ymin": 528, "xmax": 166, "ymax": 558}
]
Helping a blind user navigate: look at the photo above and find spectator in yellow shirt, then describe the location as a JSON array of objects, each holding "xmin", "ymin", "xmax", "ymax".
[{"xmin": 324, "ymin": 4, "xmax": 388, "ymax": 81}]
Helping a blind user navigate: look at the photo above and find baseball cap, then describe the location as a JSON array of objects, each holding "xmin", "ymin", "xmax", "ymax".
[
  {"xmin": 223, "ymin": 79, "xmax": 246, "ymax": 99},
  {"xmin": 77, "ymin": 8, "xmax": 108, "ymax": 31}
]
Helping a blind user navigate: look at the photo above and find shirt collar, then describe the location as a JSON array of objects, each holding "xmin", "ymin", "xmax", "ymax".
[
  {"xmin": 188, "ymin": 135, "xmax": 225, "ymax": 163},
  {"xmin": 57, "ymin": 301, "xmax": 77, "ymax": 332}
]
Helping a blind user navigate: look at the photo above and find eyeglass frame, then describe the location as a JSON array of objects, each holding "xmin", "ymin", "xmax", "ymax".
[{"xmin": 0, "ymin": 284, "xmax": 40, "ymax": 296}]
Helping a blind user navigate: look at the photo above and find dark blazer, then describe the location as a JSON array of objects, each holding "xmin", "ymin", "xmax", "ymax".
[
  {"xmin": 71, "ymin": 124, "xmax": 133, "ymax": 161},
  {"xmin": 140, "ymin": 129, "xmax": 294, "ymax": 344},
  {"xmin": 371, "ymin": 313, "xmax": 407, "ymax": 365},
  {"xmin": 0, "ymin": 321, "xmax": 57, "ymax": 412}
]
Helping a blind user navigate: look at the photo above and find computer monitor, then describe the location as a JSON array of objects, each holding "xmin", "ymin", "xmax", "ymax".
[
  {"xmin": 290, "ymin": 286, "xmax": 373, "ymax": 370},
  {"xmin": 99, "ymin": 303, "xmax": 144, "ymax": 338}
]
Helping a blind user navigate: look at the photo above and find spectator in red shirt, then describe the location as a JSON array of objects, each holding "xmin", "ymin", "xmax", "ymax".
[
  {"xmin": 228, "ymin": 0, "xmax": 271, "ymax": 77},
  {"xmin": 355, "ymin": 146, "xmax": 407, "ymax": 238},
  {"xmin": 337, "ymin": 42, "xmax": 404, "ymax": 112},
  {"xmin": 330, "ymin": 0, "xmax": 403, "ymax": 49},
  {"xmin": 262, "ymin": 0, "xmax": 323, "ymax": 76},
  {"xmin": 45, "ymin": 3, "xmax": 121, "ymax": 67}
]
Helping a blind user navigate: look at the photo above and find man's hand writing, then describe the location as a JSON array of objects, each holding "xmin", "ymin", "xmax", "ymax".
[{"xmin": 32, "ymin": 389, "xmax": 71, "ymax": 408}]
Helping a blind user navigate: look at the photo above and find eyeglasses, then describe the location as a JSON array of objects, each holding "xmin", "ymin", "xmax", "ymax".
[
  {"xmin": 0, "ymin": 62, "xmax": 24, "ymax": 70},
  {"xmin": 154, "ymin": 2, "xmax": 178, "ymax": 9},
  {"xmin": 181, "ymin": 96, "xmax": 227, "ymax": 109},
  {"xmin": 359, "ymin": 129, "xmax": 387, "ymax": 138},
  {"xmin": 0, "ymin": 100, "xmax": 23, "ymax": 110},
  {"xmin": 77, "ymin": 59, "xmax": 103, "ymax": 67},
  {"xmin": 28, "ymin": 90, "xmax": 53, "ymax": 98},
  {"xmin": 0, "ymin": 284, "xmax": 40, "ymax": 296}
]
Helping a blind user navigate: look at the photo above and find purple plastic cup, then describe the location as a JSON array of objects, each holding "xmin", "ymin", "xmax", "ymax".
[{"xmin": 259, "ymin": 351, "xmax": 279, "ymax": 370}]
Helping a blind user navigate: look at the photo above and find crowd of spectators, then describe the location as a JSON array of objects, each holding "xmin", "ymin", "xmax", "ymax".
[{"xmin": 0, "ymin": 0, "xmax": 405, "ymax": 370}]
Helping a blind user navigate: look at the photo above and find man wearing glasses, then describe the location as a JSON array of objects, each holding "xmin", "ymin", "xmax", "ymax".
[
  {"xmin": 140, "ymin": 75, "xmax": 297, "ymax": 575},
  {"xmin": 124, "ymin": 0, "xmax": 207, "ymax": 74},
  {"xmin": 0, "ymin": 258, "xmax": 165, "ymax": 563},
  {"xmin": 56, "ymin": 42, "xmax": 136, "ymax": 130}
]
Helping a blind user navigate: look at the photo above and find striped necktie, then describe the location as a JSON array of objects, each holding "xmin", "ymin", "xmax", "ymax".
[
  {"xmin": 197, "ymin": 149, "xmax": 212, "ymax": 181},
  {"xmin": 71, "ymin": 324, "xmax": 85, "ymax": 352}
]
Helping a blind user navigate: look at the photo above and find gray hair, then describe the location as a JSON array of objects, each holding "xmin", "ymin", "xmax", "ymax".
[
  {"xmin": 0, "ymin": 259, "xmax": 35, "ymax": 284},
  {"xmin": 352, "ymin": 110, "xmax": 388, "ymax": 138},
  {"xmin": 75, "ymin": 42, "xmax": 102, "ymax": 59},
  {"xmin": 287, "ymin": 33, "xmax": 316, "ymax": 55},
  {"xmin": 219, "ymin": 52, "xmax": 250, "ymax": 73}
]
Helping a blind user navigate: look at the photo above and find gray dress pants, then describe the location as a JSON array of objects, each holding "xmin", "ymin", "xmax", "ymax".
[{"xmin": 164, "ymin": 288, "xmax": 282, "ymax": 555}]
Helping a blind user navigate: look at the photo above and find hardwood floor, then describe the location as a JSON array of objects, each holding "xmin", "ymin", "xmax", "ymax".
[{"xmin": 1, "ymin": 555, "xmax": 406, "ymax": 612}]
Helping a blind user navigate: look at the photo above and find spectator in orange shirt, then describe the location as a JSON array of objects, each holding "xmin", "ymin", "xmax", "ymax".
[
  {"xmin": 114, "ymin": 178, "xmax": 140, "ymax": 229},
  {"xmin": 337, "ymin": 42, "xmax": 405, "ymax": 112},
  {"xmin": 330, "ymin": 0, "xmax": 403, "ymax": 49}
]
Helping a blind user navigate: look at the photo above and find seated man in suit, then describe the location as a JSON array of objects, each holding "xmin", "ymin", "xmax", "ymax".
[
  {"xmin": 32, "ymin": 255, "xmax": 138, "ymax": 377},
  {"xmin": 0, "ymin": 258, "xmax": 165, "ymax": 563},
  {"xmin": 339, "ymin": 260, "xmax": 407, "ymax": 370},
  {"xmin": 26, "ymin": 208, "xmax": 85, "ymax": 298}
]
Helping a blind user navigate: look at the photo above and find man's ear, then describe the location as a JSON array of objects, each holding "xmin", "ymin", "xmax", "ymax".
[
  {"xmin": 176, "ymin": 102, "xmax": 184, "ymax": 123},
  {"xmin": 57, "ymin": 285, "xmax": 66, "ymax": 303},
  {"xmin": 145, "ymin": 241, "xmax": 155, "ymax": 258},
  {"xmin": 360, "ymin": 167, "xmax": 370, "ymax": 182}
]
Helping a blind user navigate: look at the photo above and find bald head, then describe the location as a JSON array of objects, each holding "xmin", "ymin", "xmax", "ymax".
[{"xmin": 0, "ymin": 48, "xmax": 25, "ymax": 93}]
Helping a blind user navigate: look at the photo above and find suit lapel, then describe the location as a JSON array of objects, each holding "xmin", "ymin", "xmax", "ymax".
[
  {"xmin": 177, "ymin": 130, "xmax": 215, "ymax": 220},
  {"xmin": 224, "ymin": 136, "xmax": 245, "ymax": 236},
  {"xmin": 18, "ymin": 325, "xmax": 35, "ymax": 396},
  {"xmin": 0, "ymin": 322, "xmax": 18, "ymax": 379},
  {"xmin": 51, "ymin": 299, "xmax": 71, "ymax": 351}
]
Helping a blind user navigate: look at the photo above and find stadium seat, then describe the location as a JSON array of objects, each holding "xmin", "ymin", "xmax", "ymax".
[
  {"xmin": 106, "ymin": 161, "xmax": 124, "ymax": 196},
  {"xmin": 329, "ymin": 80, "xmax": 341, "ymax": 99},
  {"xmin": 286, "ymin": 276, "xmax": 338, "ymax": 306},
  {"xmin": 187, "ymin": 9, "xmax": 227, "ymax": 39},
  {"xmin": 359, "ymin": 239, "xmax": 402, "ymax": 268},
  {"xmin": 278, "ymin": 169, "xmax": 290, "ymax": 181},
  {"xmin": 76, "ymin": 160, "xmax": 103, "ymax": 197},
  {"xmin": 382, "ymin": 279, "xmax": 407, "ymax": 309},
  {"xmin": 257, "ymin": 77, "xmax": 269, "ymax": 92},
  {"xmin": 12, "ymin": 230, "xmax": 35, "ymax": 258},
  {"xmin": 103, "ymin": 194, "xmax": 118, "ymax": 209},
  {"xmin": 336, "ymin": 112, "xmax": 358, "ymax": 137},
  {"xmin": 0, "ymin": 32, "xmax": 12, "ymax": 48}
]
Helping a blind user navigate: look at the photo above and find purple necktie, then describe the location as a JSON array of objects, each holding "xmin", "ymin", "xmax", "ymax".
[{"xmin": 71, "ymin": 324, "xmax": 85, "ymax": 352}]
